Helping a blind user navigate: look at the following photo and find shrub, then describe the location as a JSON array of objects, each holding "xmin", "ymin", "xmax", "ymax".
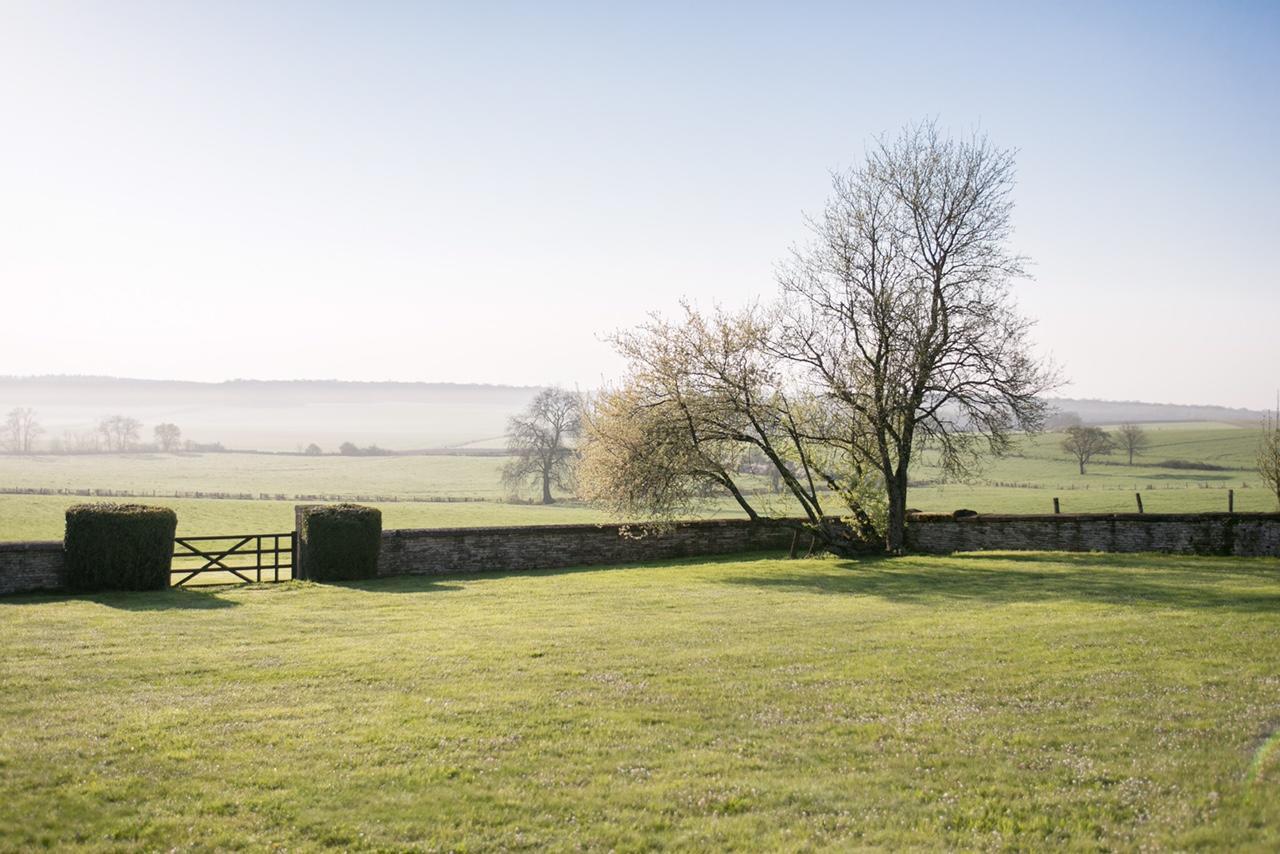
[
  {"xmin": 297, "ymin": 504, "xmax": 382, "ymax": 581},
  {"xmin": 64, "ymin": 503, "xmax": 177, "ymax": 591}
]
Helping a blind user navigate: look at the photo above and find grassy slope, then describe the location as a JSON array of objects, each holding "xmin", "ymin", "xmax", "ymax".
[{"xmin": 1, "ymin": 553, "xmax": 1277, "ymax": 850}]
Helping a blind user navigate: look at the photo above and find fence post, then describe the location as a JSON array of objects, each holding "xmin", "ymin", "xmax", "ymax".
[
  {"xmin": 1135, "ymin": 492, "xmax": 1144, "ymax": 513},
  {"xmin": 1228, "ymin": 489, "xmax": 1235, "ymax": 513},
  {"xmin": 293, "ymin": 505, "xmax": 313, "ymax": 581},
  {"xmin": 1053, "ymin": 497, "xmax": 1060, "ymax": 514}
]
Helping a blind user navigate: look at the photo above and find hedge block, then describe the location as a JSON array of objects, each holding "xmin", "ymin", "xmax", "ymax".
[
  {"xmin": 296, "ymin": 504, "xmax": 382, "ymax": 581},
  {"xmin": 64, "ymin": 503, "xmax": 177, "ymax": 591}
]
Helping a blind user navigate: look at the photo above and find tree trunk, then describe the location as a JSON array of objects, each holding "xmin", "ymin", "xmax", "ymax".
[
  {"xmin": 1079, "ymin": 460, "xmax": 1085, "ymax": 475},
  {"xmin": 884, "ymin": 472, "xmax": 909, "ymax": 554},
  {"xmin": 541, "ymin": 475, "xmax": 554, "ymax": 505}
]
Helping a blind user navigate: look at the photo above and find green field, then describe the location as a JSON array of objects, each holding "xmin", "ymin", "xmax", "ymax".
[
  {"xmin": 0, "ymin": 422, "xmax": 1275, "ymax": 541},
  {"xmin": 1, "ymin": 552, "xmax": 1277, "ymax": 849}
]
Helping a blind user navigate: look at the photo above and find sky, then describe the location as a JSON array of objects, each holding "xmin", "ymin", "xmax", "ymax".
[{"xmin": 1, "ymin": 1, "xmax": 1277, "ymax": 409}]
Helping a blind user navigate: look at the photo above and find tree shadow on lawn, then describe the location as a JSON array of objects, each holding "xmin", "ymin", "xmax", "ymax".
[
  {"xmin": 720, "ymin": 553, "xmax": 1280, "ymax": 613},
  {"xmin": 337, "ymin": 551, "xmax": 791, "ymax": 593},
  {"xmin": 0, "ymin": 586, "xmax": 239, "ymax": 610}
]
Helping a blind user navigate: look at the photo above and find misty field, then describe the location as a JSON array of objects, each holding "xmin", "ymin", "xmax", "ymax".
[
  {"xmin": 0, "ymin": 422, "xmax": 1274, "ymax": 541},
  {"xmin": 1, "ymin": 551, "xmax": 1277, "ymax": 849}
]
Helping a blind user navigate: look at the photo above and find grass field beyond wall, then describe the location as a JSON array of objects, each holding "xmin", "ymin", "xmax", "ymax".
[
  {"xmin": 1, "ymin": 552, "xmax": 1277, "ymax": 849},
  {"xmin": 1, "ymin": 422, "xmax": 1275, "ymax": 541}
]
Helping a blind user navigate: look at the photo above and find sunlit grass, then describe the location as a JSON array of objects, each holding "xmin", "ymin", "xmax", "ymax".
[{"xmin": 1, "ymin": 552, "xmax": 1277, "ymax": 849}]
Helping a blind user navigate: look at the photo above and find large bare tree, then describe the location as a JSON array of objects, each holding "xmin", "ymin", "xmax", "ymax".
[
  {"xmin": 583, "ymin": 122, "xmax": 1055, "ymax": 553},
  {"xmin": 773, "ymin": 121, "xmax": 1055, "ymax": 550},
  {"xmin": 502, "ymin": 388, "xmax": 582, "ymax": 504},
  {"xmin": 3, "ymin": 407, "xmax": 43, "ymax": 454}
]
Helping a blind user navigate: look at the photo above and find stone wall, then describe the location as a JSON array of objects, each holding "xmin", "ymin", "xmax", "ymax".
[
  {"xmin": 377, "ymin": 519, "xmax": 795, "ymax": 577},
  {"xmin": 6, "ymin": 513, "xmax": 1276, "ymax": 596},
  {"xmin": 905, "ymin": 512, "xmax": 1280, "ymax": 557},
  {"xmin": 0, "ymin": 541, "xmax": 67, "ymax": 595}
]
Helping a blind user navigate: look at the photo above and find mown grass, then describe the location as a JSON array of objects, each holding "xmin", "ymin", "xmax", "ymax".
[{"xmin": 1, "ymin": 552, "xmax": 1277, "ymax": 850}]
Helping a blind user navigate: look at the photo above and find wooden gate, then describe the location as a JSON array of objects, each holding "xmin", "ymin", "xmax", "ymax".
[{"xmin": 172, "ymin": 532, "xmax": 295, "ymax": 586}]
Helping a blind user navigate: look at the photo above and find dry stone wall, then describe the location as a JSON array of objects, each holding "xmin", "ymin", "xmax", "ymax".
[
  {"xmin": 377, "ymin": 519, "xmax": 795, "ymax": 577},
  {"xmin": 905, "ymin": 513, "xmax": 1280, "ymax": 556},
  {"xmin": 0, "ymin": 541, "xmax": 67, "ymax": 595}
]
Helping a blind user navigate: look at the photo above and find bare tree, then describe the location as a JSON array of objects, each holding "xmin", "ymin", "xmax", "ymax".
[
  {"xmin": 1115, "ymin": 423, "xmax": 1149, "ymax": 465},
  {"xmin": 98, "ymin": 415, "xmax": 142, "ymax": 452},
  {"xmin": 60, "ymin": 429, "xmax": 101, "ymax": 454},
  {"xmin": 582, "ymin": 122, "xmax": 1057, "ymax": 553},
  {"xmin": 776, "ymin": 120, "xmax": 1056, "ymax": 550},
  {"xmin": 1062, "ymin": 425, "xmax": 1114, "ymax": 474},
  {"xmin": 3, "ymin": 407, "xmax": 43, "ymax": 453},
  {"xmin": 503, "ymin": 388, "xmax": 581, "ymax": 504},
  {"xmin": 579, "ymin": 305, "xmax": 885, "ymax": 550},
  {"xmin": 154, "ymin": 423, "xmax": 182, "ymax": 452},
  {"xmin": 1260, "ymin": 408, "xmax": 1280, "ymax": 509}
]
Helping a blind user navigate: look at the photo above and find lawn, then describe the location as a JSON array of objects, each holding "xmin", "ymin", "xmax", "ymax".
[{"xmin": 1, "ymin": 552, "xmax": 1277, "ymax": 849}]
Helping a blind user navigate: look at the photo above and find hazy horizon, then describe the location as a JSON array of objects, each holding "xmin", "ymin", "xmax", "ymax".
[{"xmin": 2, "ymin": 1, "xmax": 1278, "ymax": 409}]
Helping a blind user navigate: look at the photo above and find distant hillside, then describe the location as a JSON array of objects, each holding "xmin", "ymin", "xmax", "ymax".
[
  {"xmin": 1046, "ymin": 397, "xmax": 1268, "ymax": 426},
  {"xmin": 0, "ymin": 376, "xmax": 542, "ymax": 452},
  {"xmin": 1, "ymin": 377, "xmax": 1268, "ymax": 453}
]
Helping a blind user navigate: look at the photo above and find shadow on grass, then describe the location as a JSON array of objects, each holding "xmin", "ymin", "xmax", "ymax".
[
  {"xmin": 337, "ymin": 551, "xmax": 792, "ymax": 593},
  {"xmin": 0, "ymin": 586, "xmax": 239, "ymax": 610},
  {"xmin": 720, "ymin": 553, "xmax": 1280, "ymax": 613}
]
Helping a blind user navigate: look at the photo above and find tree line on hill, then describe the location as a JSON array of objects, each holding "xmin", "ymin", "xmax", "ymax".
[{"xmin": 1, "ymin": 408, "xmax": 223, "ymax": 454}]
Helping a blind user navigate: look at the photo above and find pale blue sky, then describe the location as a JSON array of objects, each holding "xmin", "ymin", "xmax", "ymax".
[{"xmin": 1, "ymin": 1, "xmax": 1277, "ymax": 408}]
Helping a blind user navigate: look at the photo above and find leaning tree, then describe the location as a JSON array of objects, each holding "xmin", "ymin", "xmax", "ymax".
[
  {"xmin": 581, "ymin": 121, "xmax": 1056, "ymax": 553},
  {"xmin": 502, "ymin": 387, "xmax": 582, "ymax": 504}
]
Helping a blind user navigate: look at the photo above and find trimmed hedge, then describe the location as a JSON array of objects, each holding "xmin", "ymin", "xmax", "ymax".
[
  {"xmin": 298, "ymin": 504, "xmax": 382, "ymax": 581},
  {"xmin": 64, "ymin": 503, "xmax": 177, "ymax": 591}
]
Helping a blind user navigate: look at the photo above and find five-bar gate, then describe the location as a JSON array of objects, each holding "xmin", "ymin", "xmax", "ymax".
[{"xmin": 172, "ymin": 532, "xmax": 295, "ymax": 586}]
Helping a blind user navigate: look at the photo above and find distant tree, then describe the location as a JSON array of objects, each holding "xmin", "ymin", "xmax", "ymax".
[
  {"xmin": 153, "ymin": 423, "xmax": 182, "ymax": 452},
  {"xmin": 502, "ymin": 388, "xmax": 582, "ymax": 504},
  {"xmin": 60, "ymin": 429, "xmax": 100, "ymax": 454},
  {"xmin": 3, "ymin": 407, "xmax": 43, "ymax": 453},
  {"xmin": 339, "ymin": 441, "xmax": 359, "ymax": 456},
  {"xmin": 98, "ymin": 415, "xmax": 142, "ymax": 452},
  {"xmin": 305, "ymin": 443, "xmax": 323, "ymax": 456},
  {"xmin": 1116, "ymin": 423, "xmax": 1149, "ymax": 465},
  {"xmin": 1062, "ymin": 425, "xmax": 1115, "ymax": 474},
  {"xmin": 1260, "ymin": 409, "xmax": 1280, "ymax": 509}
]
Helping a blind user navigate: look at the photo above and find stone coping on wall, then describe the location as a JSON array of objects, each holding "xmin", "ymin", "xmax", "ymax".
[
  {"xmin": 0, "ymin": 539, "xmax": 64, "ymax": 551},
  {"xmin": 380, "ymin": 518, "xmax": 777, "ymax": 537},
  {"xmin": 908, "ymin": 512, "xmax": 1280, "ymax": 523}
]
